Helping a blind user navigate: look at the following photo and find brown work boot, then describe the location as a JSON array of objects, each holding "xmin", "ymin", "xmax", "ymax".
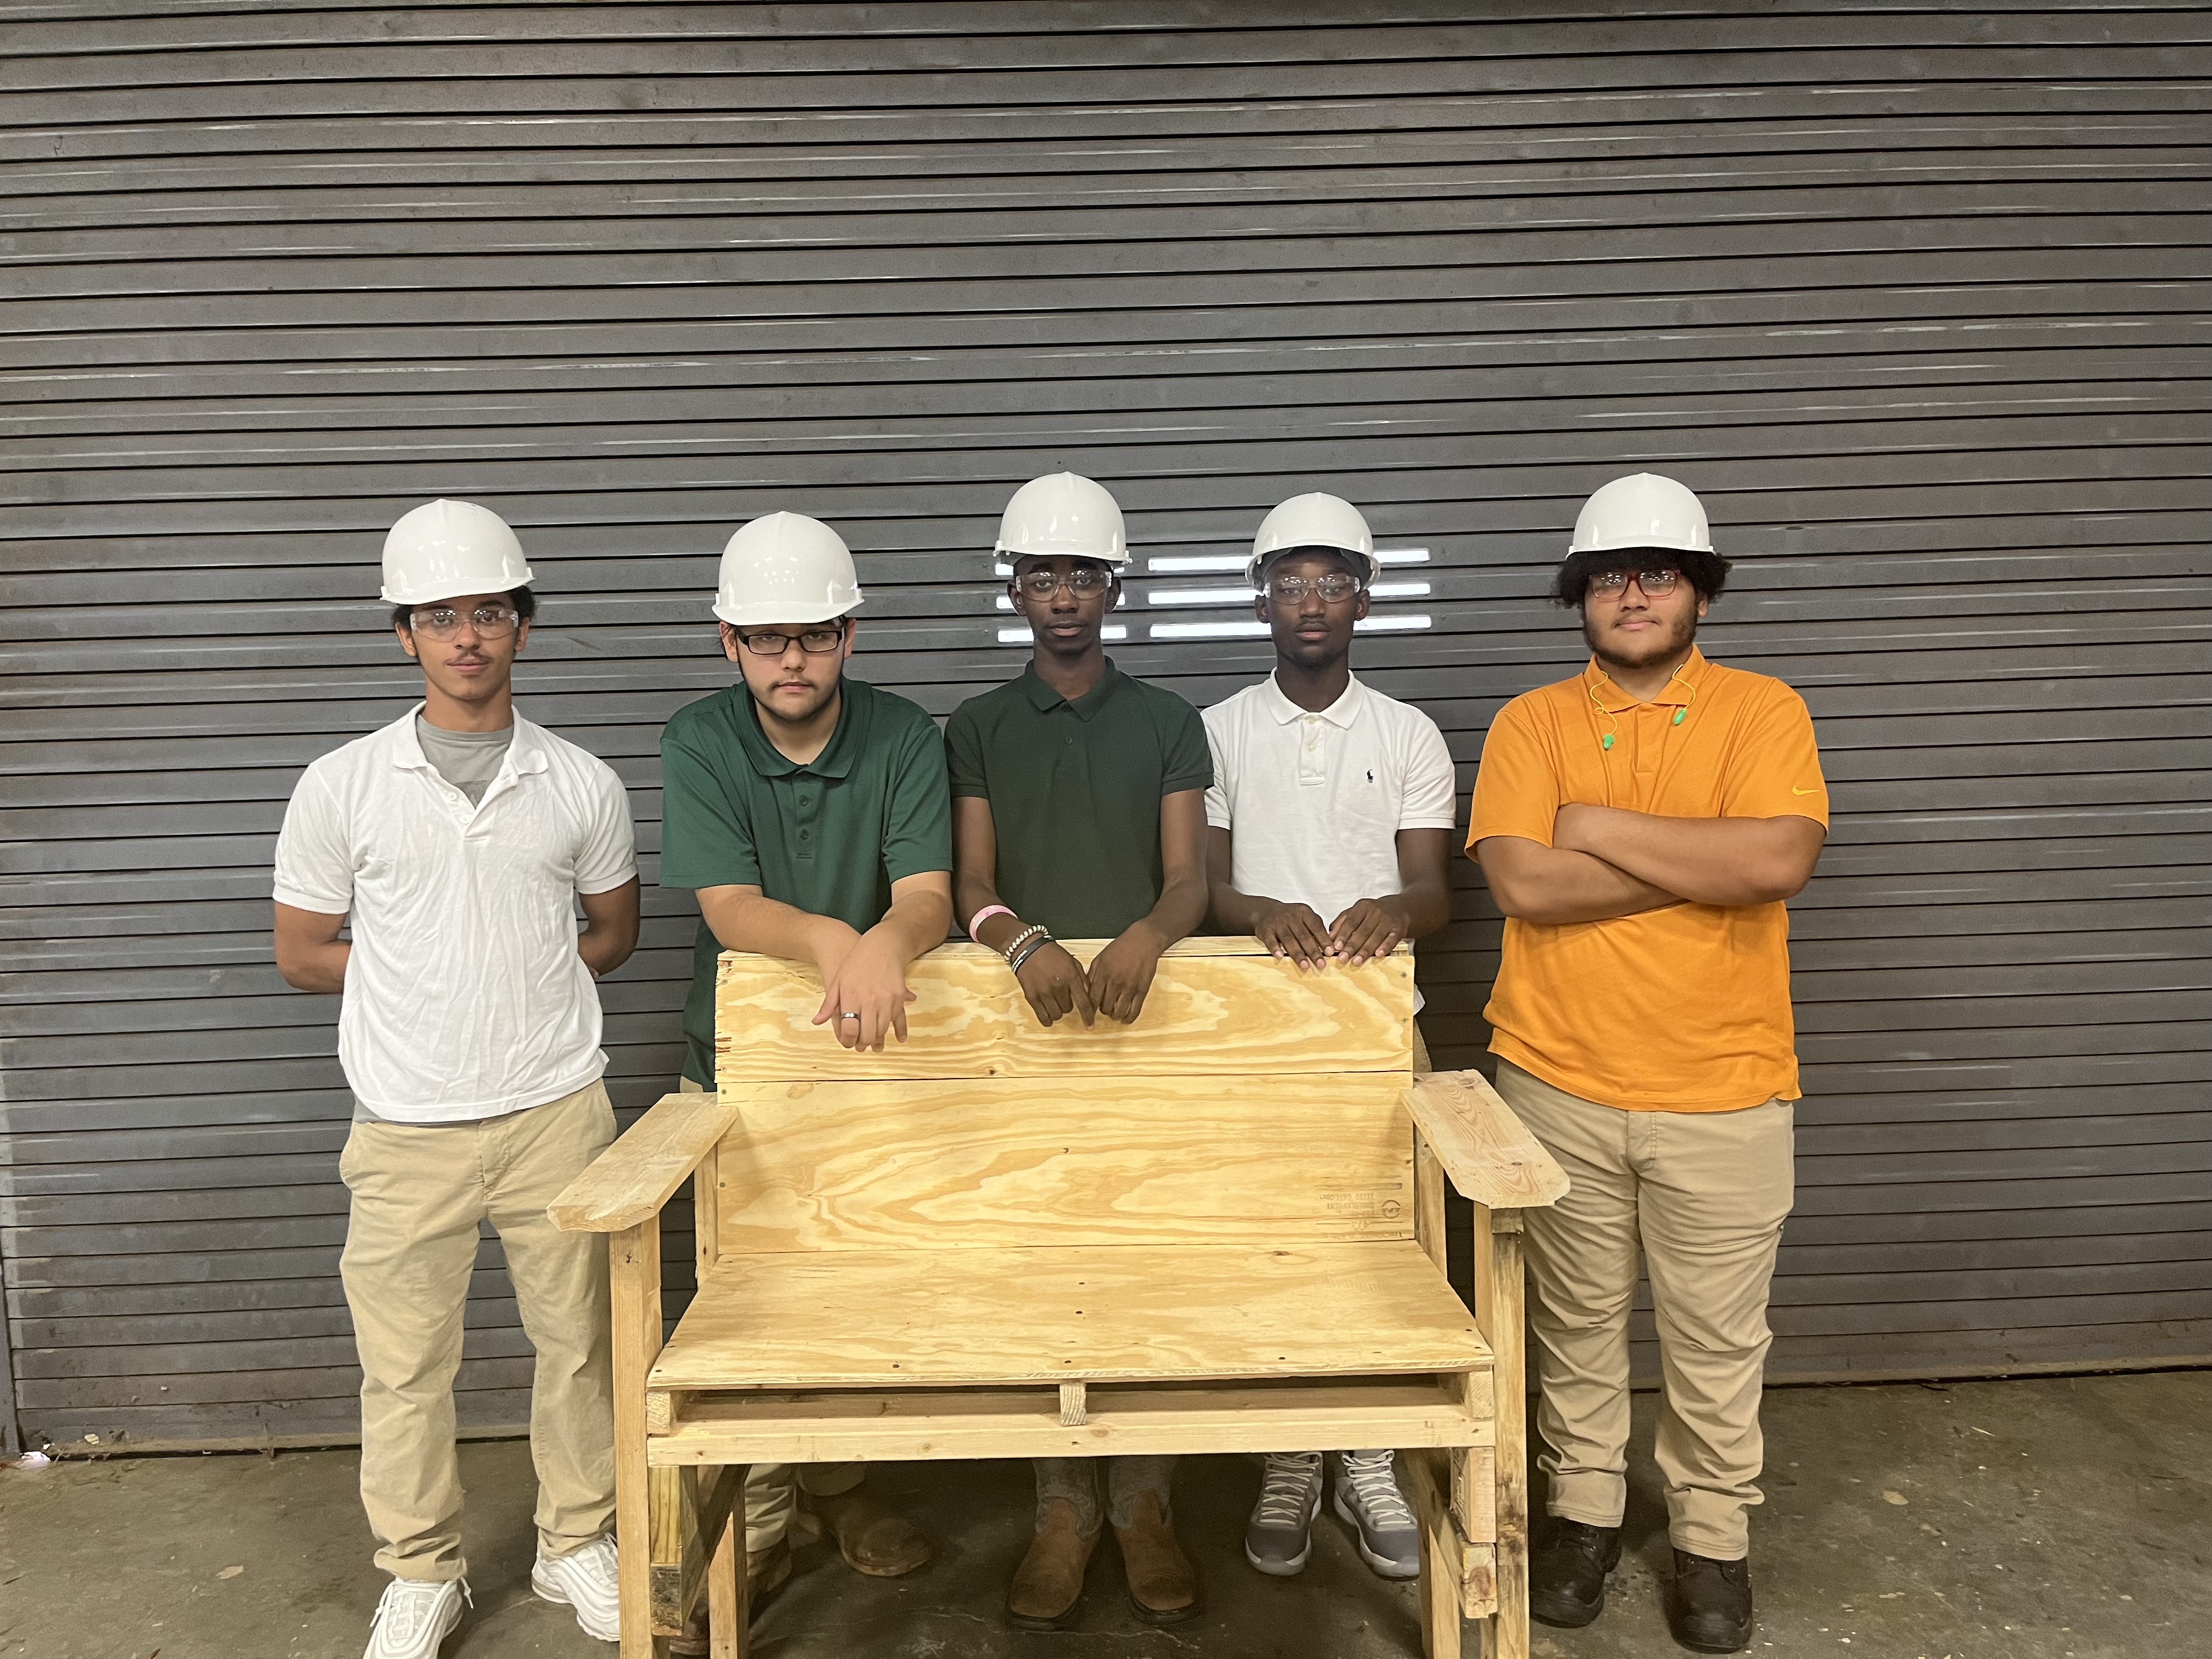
[
  {"xmin": 1006, "ymin": 1497, "xmax": 1099, "ymax": 1630},
  {"xmin": 808, "ymin": 1486, "xmax": 935, "ymax": 1577},
  {"xmin": 1114, "ymin": 1489, "xmax": 1200, "ymax": 1626},
  {"xmin": 668, "ymin": 1541, "xmax": 789, "ymax": 1654}
]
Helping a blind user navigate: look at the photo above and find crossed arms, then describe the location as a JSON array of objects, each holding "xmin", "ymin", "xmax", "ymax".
[{"xmin": 1475, "ymin": 805, "xmax": 1825, "ymax": 924}]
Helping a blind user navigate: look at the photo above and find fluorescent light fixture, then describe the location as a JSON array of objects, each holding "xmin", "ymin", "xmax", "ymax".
[
  {"xmin": 1146, "ymin": 579, "xmax": 1430, "ymax": 606},
  {"xmin": 1148, "ymin": 620, "xmax": 1270, "ymax": 640},
  {"xmin": 1145, "ymin": 545, "xmax": 1430, "ymax": 573},
  {"xmin": 1355, "ymin": 613, "xmax": 1431, "ymax": 632},
  {"xmin": 998, "ymin": 624, "xmax": 1128, "ymax": 644}
]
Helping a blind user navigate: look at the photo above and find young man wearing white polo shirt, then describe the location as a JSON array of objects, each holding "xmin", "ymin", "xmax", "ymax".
[
  {"xmin": 1203, "ymin": 493, "xmax": 1457, "ymax": 1583},
  {"xmin": 273, "ymin": 501, "xmax": 640, "ymax": 1659}
]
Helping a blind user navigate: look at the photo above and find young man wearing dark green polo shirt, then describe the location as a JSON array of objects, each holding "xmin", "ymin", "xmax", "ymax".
[
  {"xmin": 946, "ymin": 472, "xmax": 1212, "ymax": 1630},
  {"xmin": 657, "ymin": 511, "xmax": 952, "ymax": 1608}
]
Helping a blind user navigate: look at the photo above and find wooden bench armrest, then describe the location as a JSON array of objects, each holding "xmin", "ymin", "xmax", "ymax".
[
  {"xmin": 549, "ymin": 1092, "xmax": 738, "ymax": 1233},
  {"xmin": 1404, "ymin": 1070, "xmax": 1568, "ymax": 1211}
]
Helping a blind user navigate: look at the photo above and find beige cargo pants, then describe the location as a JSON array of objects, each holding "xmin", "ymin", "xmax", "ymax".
[
  {"xmin": 677, "ymin": 1076, "xmax": 865, "ymax": 1550},
  {"xmin": 339, "ymin": 1080, "xmax": 619, "ymax": 1582},
  {"xmin": 1493, "ymin": 1060, "xmax": 1795, "ymax": 1561}
]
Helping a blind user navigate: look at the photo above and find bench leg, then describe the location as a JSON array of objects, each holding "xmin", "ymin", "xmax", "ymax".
[
  {"xmin": 1474, "ymin": 1207, "xmax": 1531, "ymax": 1659},
  {"xmin": 611, "ymin": 1221, "xmax": 665, "ymax": 1659},
  {"xmin": 1418, "ymin": 1479, "xmax": 1465, "ymax": 1659},
  {"xmin": 707, "ymin": 1482, "xmax": 747, "ymax": 1659}
]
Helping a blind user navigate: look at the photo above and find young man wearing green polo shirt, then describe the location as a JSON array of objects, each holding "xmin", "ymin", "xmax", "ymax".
[
  {"xmin": 657, "ymin": 511, "xmax": 953, "ymax": 1607},
  {"xmin": 946, "ymin": 473, "xmax": 1212, "ymax": 1630}
]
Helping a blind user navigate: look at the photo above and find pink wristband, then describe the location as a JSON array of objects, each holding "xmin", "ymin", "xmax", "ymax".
[{"xmin": 967, "ymin": 904, "xmax": 1017, "ymax": 939}]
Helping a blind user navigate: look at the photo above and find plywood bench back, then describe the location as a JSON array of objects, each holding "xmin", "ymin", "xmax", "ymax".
[{"xmin": 712, "ymin": 940, "xmax": 1415, "ymax": 1255}]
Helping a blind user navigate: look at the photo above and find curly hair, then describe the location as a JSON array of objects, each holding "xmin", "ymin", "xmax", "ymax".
[
  {"xmin": 1551, "ymin": 548, "xmax": 1732, "ymax": 610},
  {"xmin": 391, "ymin": 586, "xmax": 537, "ymax": 631}
]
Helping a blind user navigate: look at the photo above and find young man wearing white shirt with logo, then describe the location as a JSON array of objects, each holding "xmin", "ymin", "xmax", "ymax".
[
  {"xmin": 1202, "ymin": 493, "xmax": 1458, "ymax": 1583},
  {"xmin": 273, "ymin": 500, "xmax": 640, "ymax": 1659}
]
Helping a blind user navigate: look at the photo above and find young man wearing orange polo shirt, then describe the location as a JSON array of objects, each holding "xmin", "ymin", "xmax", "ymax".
[{"xmin": 1467, "ymin": 474, "xmax": 1827, "ymax": 1655}]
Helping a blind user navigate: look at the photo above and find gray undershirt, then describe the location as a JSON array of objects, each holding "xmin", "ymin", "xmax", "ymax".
[
  {"xmin": 349, "ymin": 719, "xmax": 518, "ymax": 1124},
  {"xmin": 414, "ymin": 715, "xmax": 514, "ymax": 806}
]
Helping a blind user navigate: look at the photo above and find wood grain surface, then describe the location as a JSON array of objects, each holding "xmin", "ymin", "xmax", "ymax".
[
  {"xmin": 1404, "ymin": 1070, "xmax": 1570, "ymax": 1212},
  {"xmin": 549, "ymin": 1092, "xmax": 736, "ymax": 1233},
  {"xmin": 647, "ymin": 1376, "xmax": 1492, "ymax": 1466},
  {"xmin": 715, "ymin": 940, "xmax": 1413, "ymax": 1082},
  {"xmin": 713, "ymin": 1072, "xmax": 1415, "ymax": 1253},
  {"xmin": 647, "ymin": 1240, "xmax": 1488, "ymax": 1390}
]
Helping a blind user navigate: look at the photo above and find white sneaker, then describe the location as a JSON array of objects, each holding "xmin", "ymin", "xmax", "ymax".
[
  {"xmin": 533, "ymin": 1532, "xmax": 621, "ymax": 1642},
  {"xmin": 363, "ymin": 1577, "xmax": 468, "ymax": 1659}
]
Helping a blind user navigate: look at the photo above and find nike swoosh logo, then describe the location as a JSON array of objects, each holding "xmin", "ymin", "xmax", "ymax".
[{"xmin": 1792, "ymin": 786, "xmax": 1819, "ymax": 795}]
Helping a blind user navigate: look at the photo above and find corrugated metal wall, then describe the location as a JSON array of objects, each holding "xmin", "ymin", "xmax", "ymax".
[{"xmin": 4, "ymin": 3, "xmax": 2208, "ymax": 1453}]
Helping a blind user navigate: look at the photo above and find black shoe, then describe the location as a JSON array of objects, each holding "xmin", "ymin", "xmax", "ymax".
[
  {"xmin": 1667, "ymin": 1549, "xmax": 1753, "ymax": 1653},
  {"xmin": 1528, "ymin": 1518, "xmax": 1622, "ymax": 1628}
]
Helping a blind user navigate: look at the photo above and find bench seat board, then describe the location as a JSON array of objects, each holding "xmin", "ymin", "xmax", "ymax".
[
  {"xmin": 648, "ymin": 1239, "xmax": 1489, "ymax": 1390},
  {"xmin": 646, "ymin": 1378, "xmax": 1494, "ymax": 1465},
  {"xmin": 716, "ymin": 940, "xmax": 1413, "ymax": 1081},
  {"xmin": 715, "ymin": 1072, "xmax": 1416, "ymax": 1252}
]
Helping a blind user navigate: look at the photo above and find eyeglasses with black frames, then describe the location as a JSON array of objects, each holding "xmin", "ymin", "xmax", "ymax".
[
  {"xmin": 735, "ymin": 625, "xmax": 848, "ymax": 656},
  {"xmin": 409, "ymin": 606, "xmax": 520, "ymax": 639},
  {"xmin": 1587, "ymin": 569, "xmax": 1683, "ymax": 598}
]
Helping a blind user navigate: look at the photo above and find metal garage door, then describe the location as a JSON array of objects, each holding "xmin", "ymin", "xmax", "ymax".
[{"xmin": 3, "ymin": 2, "xmax": 2207, "ymax": 1452}]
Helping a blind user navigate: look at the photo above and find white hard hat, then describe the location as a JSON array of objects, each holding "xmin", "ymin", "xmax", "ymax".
[
  {"xmin": 1245, "ymin": 492, "xmax": 1378, "ymax": 588},
  {"xmin": 712, "ymin": 511, "xmax": 863, "ymax": 626},
  {"xmin": 1568, "ymin": 472, "xmax": 1713, "ymax": 557},
  {"xmin": 380, "ymin": 499, "xmax": 533, "ymax": 605},
  {"xmin": 995, "ymin": 472, "xmax": 1129, "ymax": 567}
]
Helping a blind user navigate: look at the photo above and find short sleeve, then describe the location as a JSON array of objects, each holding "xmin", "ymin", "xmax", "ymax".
[
  {"xmin": 1722, "ymin": 682, "xmax": 1829, "ymax": 826},
  {"xmin": 1466, "ymin": 696, "xmax": 1564, "ymax": 851},
  {"xmin": 1201, "ymin": 707, "xmax": 1233, "ymax": 830},
  {"xmin": 1397, "ymin": 710, "xmax": 1459, "ymax": 831},
  {"xmin": 1160, "ymin": 696, "xmax": 1212, "ymax": 796},
  {"xmin": 882, "ymin": 715, "xmax": 955, "ymax": 882},
  {"xmin": 657, "ymin": 720, "xmax": 761, "ymax": 890},
  {"xmin": 944, "ymin": 701, "xmax": 990, "ymax": 799},
  {"xmin": 573, "ymin": 762, "xmax": 639, "ymax": 895},
  {"xmin": 272, "ymin": 767, "xmax": 354, "ymax": 914}
]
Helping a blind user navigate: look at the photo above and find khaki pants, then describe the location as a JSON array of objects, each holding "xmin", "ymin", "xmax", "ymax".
[
  {"xmin": 1493, "ymin": 1060, "xmax": 1794, "ymax": 1561},
  {"xmin": 340, "ymin": 1080, "xmax": 619, "ymax": 1582},
  {"xmin": 676, "ymin": 1076, "xmax": 865, "ymax": 1549}
]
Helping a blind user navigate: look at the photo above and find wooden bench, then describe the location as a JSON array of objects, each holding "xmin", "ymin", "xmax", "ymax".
[{"xmin": 551, "ymin": 939, "xmax": 1566, "ymax": 1657}]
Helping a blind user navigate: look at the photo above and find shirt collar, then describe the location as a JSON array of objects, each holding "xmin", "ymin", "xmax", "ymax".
[
  {"xmin": 1020, "ymin": 659, "xmax": 1125, "ymax": 722},
  {"xmin": 1582, "ymin": 646, "xmax": 1707, "ymax": 714},
  {"xmin": 733, "ymin": 679, "xmax": 860, "ymax": 780},
  {"xmin": 389, "ymin": 704, "xmax": 546, "ymax": 776},
  {"xmin": 1261, "ymin": 670, "xmax": 1367, "ymax": 729}
]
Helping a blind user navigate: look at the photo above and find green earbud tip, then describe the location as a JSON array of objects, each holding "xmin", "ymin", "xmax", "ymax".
[
  {"xmin": 1602, "ymin": 735, "xmax": 1614, "ymax": 750},
  {"xmin": 1674, "ymin": 708, "xmax": 1686, "ymax": 725}
]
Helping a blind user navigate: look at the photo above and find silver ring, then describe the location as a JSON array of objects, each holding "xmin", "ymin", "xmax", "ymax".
[{"xmin": 839, "ymin": 1012, "xmax": 860, "ymax": 1019}]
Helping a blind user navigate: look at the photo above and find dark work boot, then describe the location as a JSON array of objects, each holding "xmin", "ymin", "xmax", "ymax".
[
  {"xmin": 1528, "ymin": 1517, "xmax": 1622, "ymax": 1628},
  {"xmin": 1667, "ymin": 1549, "xmax": 1754, "ymax": 1653}
]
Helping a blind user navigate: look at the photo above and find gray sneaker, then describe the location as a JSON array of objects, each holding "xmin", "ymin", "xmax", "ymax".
[
  {"xmin": 1244, "ymin": 1451, "xmax": 1324, "ymax": 1576},
  {"xmin": 1333, "ymin": 1449, "xmax": 1420, "ymax": 1579}
]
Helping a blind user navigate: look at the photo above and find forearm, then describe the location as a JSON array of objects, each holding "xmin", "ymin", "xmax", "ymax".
[
  {"xmin": 1386, "ymin": 873, "xmax": 1454, "ymax": 941},
  {"xmin": 277, "ymin": 939, "xmax": 350, "ymax": 993},
  {"xmin": 698, "ymin": 889, "xmax": 853, "ymax": 967},
  {"xmin": 1560, "ymin": 807, "xmax": 1823, "ymax": 906},
  {"xmin": 865, "ymin": 885, "xmax": 954, "ymax": 967},
  {"xmin": 1475, "ymin": 838, "xmax": 1682, "ymax": 926},
  {"xmin": 1130, "ymin": 870, "xmax": 1208, "ymax": 950},
  {"xmin": 1207, "ymin": 877, "xmax": 1276, "ymax": 936}
]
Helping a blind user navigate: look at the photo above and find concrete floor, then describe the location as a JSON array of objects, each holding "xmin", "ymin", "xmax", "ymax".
[{"xmin": 1, "ymin": 1372, "xmax": 2204, "ymax": 1659}]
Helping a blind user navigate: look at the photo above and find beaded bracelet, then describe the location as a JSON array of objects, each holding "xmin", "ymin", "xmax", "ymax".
[
  {"xmin": 998, "ymin": 922, "xmax": 1047, "ymax": 961},
  {"xmin": 1005, "ymin": 930, "xmax": 1053, "ymax": 975}
]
